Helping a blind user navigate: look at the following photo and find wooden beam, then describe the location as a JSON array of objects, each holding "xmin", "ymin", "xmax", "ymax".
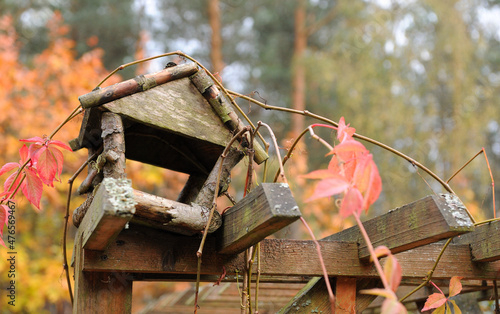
[
  {"xmin": 453, "ymin": 220, "xmax": 500, "ymax": 262},
  {"xmin": 79, "ymin": 63, "xmax": 199, "ymax": 109},
  {"xmin": 323, "ymin": 194, "xmax": 474, "ymax": 260},
  {"xmin": 132, "ymin": 189, "xmax": 221, "ymax": 235},
  {"xmin": 82, "ymin": 225, "xmax": 500, "ymax": 281},
  {"xmin": 79, "ymin": 178, "xmax": 136, "ymax": 251},
  {"xmin": 217, "ymin": 183, "xmax": 301, "ymax": 254}
]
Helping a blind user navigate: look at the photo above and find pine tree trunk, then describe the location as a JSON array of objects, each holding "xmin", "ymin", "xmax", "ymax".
[{"xmin": 208, "ymin": 0, "xmax": 224, "ymax": 76}]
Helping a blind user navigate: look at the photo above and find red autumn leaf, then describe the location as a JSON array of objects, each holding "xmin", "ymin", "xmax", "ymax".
[
  {"xmin": 35, "ymin": 146, "xmax": 58, "ymax": 186},
  {"xmin": 20, "ymin": 137, "xmax": 71, "ymax": 186},
  {"xmin": 448, "ymin": 276, "xmax": 463, "ymax": 297},
  {"xmin": 372, "ymin": 245, "xmax": 392, "ymax": 260},
  {"xmin": 352, "ymin": 154, "xmax": 382, "ymax": 210},
  {"xmin": 47, "ymin": 139, "xmax": 72, "ymax": 151},
  {"xmin": 0, "ymin": 162, "xmax": 19, "ymax": 177},
  {"xmin": 340, "ymin": 187, "xmax": 364, "ymax": 217},
  {"xmin": 421, "ymin": 293, "xmax": 447, "ymax": 311},
  {"xmin": 384, "ymin": 254, "xmax": 402, "ymax": 292},
  {"xmin": 21, "ymin": 167, "xmax": 43, "ymax": 210},
  {"xmin": 381, "ymin": 298, "xmax": 407, "ymax": 314},
  {"xmin": 306, "ymin": 177, "xmax": 350, "ymax": 202},
  {"xmin": 302, "ymin": 169, "xmax": 340, "ymax": 180},
  {"xmin": 3, "ymin": 171, "xmax": 23, "ymax": 198},
  {"xmin": 337, "ymin": 116, "xmax": 356, "ymax": 142}
]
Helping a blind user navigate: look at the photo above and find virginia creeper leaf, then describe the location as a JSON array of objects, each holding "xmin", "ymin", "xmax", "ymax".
[
  {"xmin": 384, "ymin": 254, "xmax": 402, "ymax": 292},
  {"xmin": 4, "ymin": 171, "xmax": 23, "ymax": 197},
  {"xmin": 449, "ymin": 300, "xmax": 462, "ymax": 314},
  {"xmin": 360, "ymin": 288, "xmax": 396, "ymax": 299},
  {"xmin": 421, "ymin": 293, "xmax": 447, "ymax": 311},
  {"xmin": 21, "ymin": 167, "xmax": 43, "ymax": 210},
  {"xmin": 381, "ymin": 298, "xmax": 407, "ymax": 314},
  {"xmin": 35, "ymin": 146, "xmax": 58, "ymax": 186},
  {"xmin": 19, "ymin": 136, "xmax": 45, "ymax": 144},
  {"xmin": 0, "ymin": 163, "xmax": 19, "ymax": 177},
  {"xmin": 48, "ymin": 139, "xmax": 72, "ymax": 151},
  {"xmin": 371, "ymin": 245, "xmax": 391, "ymax": 261},
  {"xmin": 302, "ymin": 169, "xmax": 340, "ymax": 180},
  {"xmin": 337, "ymin": 117, "xmax": 356, "ymax": 142},
  {"xmin": 448, "ymin": 276, "xmax": 463, "ymax": 297},
  {"xmin": 305, "ymin": 178, "xmax": 350, "ymax": 202},
  {"xmin": 340, "ymin": 187, "xmax": 364, "ymax": 217}
]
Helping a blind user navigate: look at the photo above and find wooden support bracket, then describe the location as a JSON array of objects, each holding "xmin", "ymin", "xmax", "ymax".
[
  {"xmin": 79, "ymin": 178, "xmax": 136, "ymax": 251},
  {"xmin": 453, "ymin": 219, "xmax": 500, "ymax": 262},
  {"xmin": 217, "ymin": 183, "xmax": 301, "ymax": 255},
  {"xmin": 323, "ymin": 194, "xmax": 475, "ymax": 260}
]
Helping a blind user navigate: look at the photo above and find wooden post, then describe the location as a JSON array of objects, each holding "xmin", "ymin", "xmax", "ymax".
[
  {"xmin": 101, "ymin": 112, "xmax": 126, "ymax": 179},
  {"xmin": 73, "ymin": 238, "xmax": 133, "ymax": 313},
  {"xmin": 79, "ymin": 178, "xmax": 136, "ymax": 251},
  {"xmin": 335, "ymin": 278, "xmax": 356, "ymax": 313}
]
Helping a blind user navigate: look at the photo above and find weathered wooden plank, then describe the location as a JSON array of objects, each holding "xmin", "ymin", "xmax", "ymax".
[
  {"xmin": 132, "ymin": 189, "xmax": 221, "ymax": 235},
  {"xmin": 82, "ymin": 225, "xmax": 500, "ymax": 280},
  {"xmin": 103, "ymin": 77, "xmax": 232, "ymax": 148},
  {"xmin": 79, "ymin": 63, "xmax": 199, "ymax": 109},
  {"xmin": 323, "ymin": 194, "xmax": 474, "ymax": 260},
  {"xmin": 79, "ymin": 178, "xmax": 136, "ymax": 251},
  {"xmin": 453, "ymin": 220, "xmax": 500, "ymax": 262},
  {"xmin": 217, "ymin": 183, "xmax": 301, "ymax": 255},
  {"xmin": 190, "ymin": 70, "xmax": 269, "ymax": 164}
]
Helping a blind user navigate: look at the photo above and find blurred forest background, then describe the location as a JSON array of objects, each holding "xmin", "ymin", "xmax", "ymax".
[{"xmin": 0, "ymin": 0, "xmax": 499, "ymax": 312}]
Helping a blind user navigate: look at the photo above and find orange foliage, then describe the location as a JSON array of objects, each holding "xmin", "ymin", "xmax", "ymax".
[{"xmin": 0, "ymin": 13, "xmax": 121, "ymax": 312}]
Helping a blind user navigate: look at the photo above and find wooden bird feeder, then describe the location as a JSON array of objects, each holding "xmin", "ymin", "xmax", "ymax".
[
  {"xmin": 70, "ymin": 63, "xmax": 302, "ymax": 313},
  {"xmin": 70, "ymin": 63, "xmax": 500, "ymax": 313}
]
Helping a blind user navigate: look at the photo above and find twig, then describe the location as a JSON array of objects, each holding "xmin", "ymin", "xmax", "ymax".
[
  {"xmin": 399, "ymin": 238, "xmax": 453, "ymax": 302},
  {"xmin": 256, "ymin": 121, "xmax": 336, "ymax": 312},
  {"xmin": 63, "ymin": 147, "xmax": 103, "ymax": 305},
  {"xmin": 194, "ymin": 127, "xmax": 251, "ymax": 313},
  {"xmin": 300, "ymin": 217, "xmax": 335, "ymax": 313},
  {"xmin": 228, "ymin": 90, "xmax": 457, "ymax": 195}
]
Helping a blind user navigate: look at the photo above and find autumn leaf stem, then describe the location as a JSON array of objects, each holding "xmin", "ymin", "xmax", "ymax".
[
  {"xmin": 255, "ymin": 122, "xmax": 286, "ymax": 183},
  {"xmin": 62, "ymin": 147, "xmax": 102, "ymax": 306},
  {"xmin": 352, "ymin": 212, "xmax": 391, "ymax": 291},
  {"xmin": 273, "ymin": 127, "xmax": 310, "ymax": 183},
  {"xmin": 300, "ymin": 216, "xmax": 336, "ymax": 313},
  {"xmin": 308, "ymin": 126, "xmax": 334, "ymax": 151},
  {"xmin": 399, "ymin": 237, "xmax": 453, "ymax": 302}
]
